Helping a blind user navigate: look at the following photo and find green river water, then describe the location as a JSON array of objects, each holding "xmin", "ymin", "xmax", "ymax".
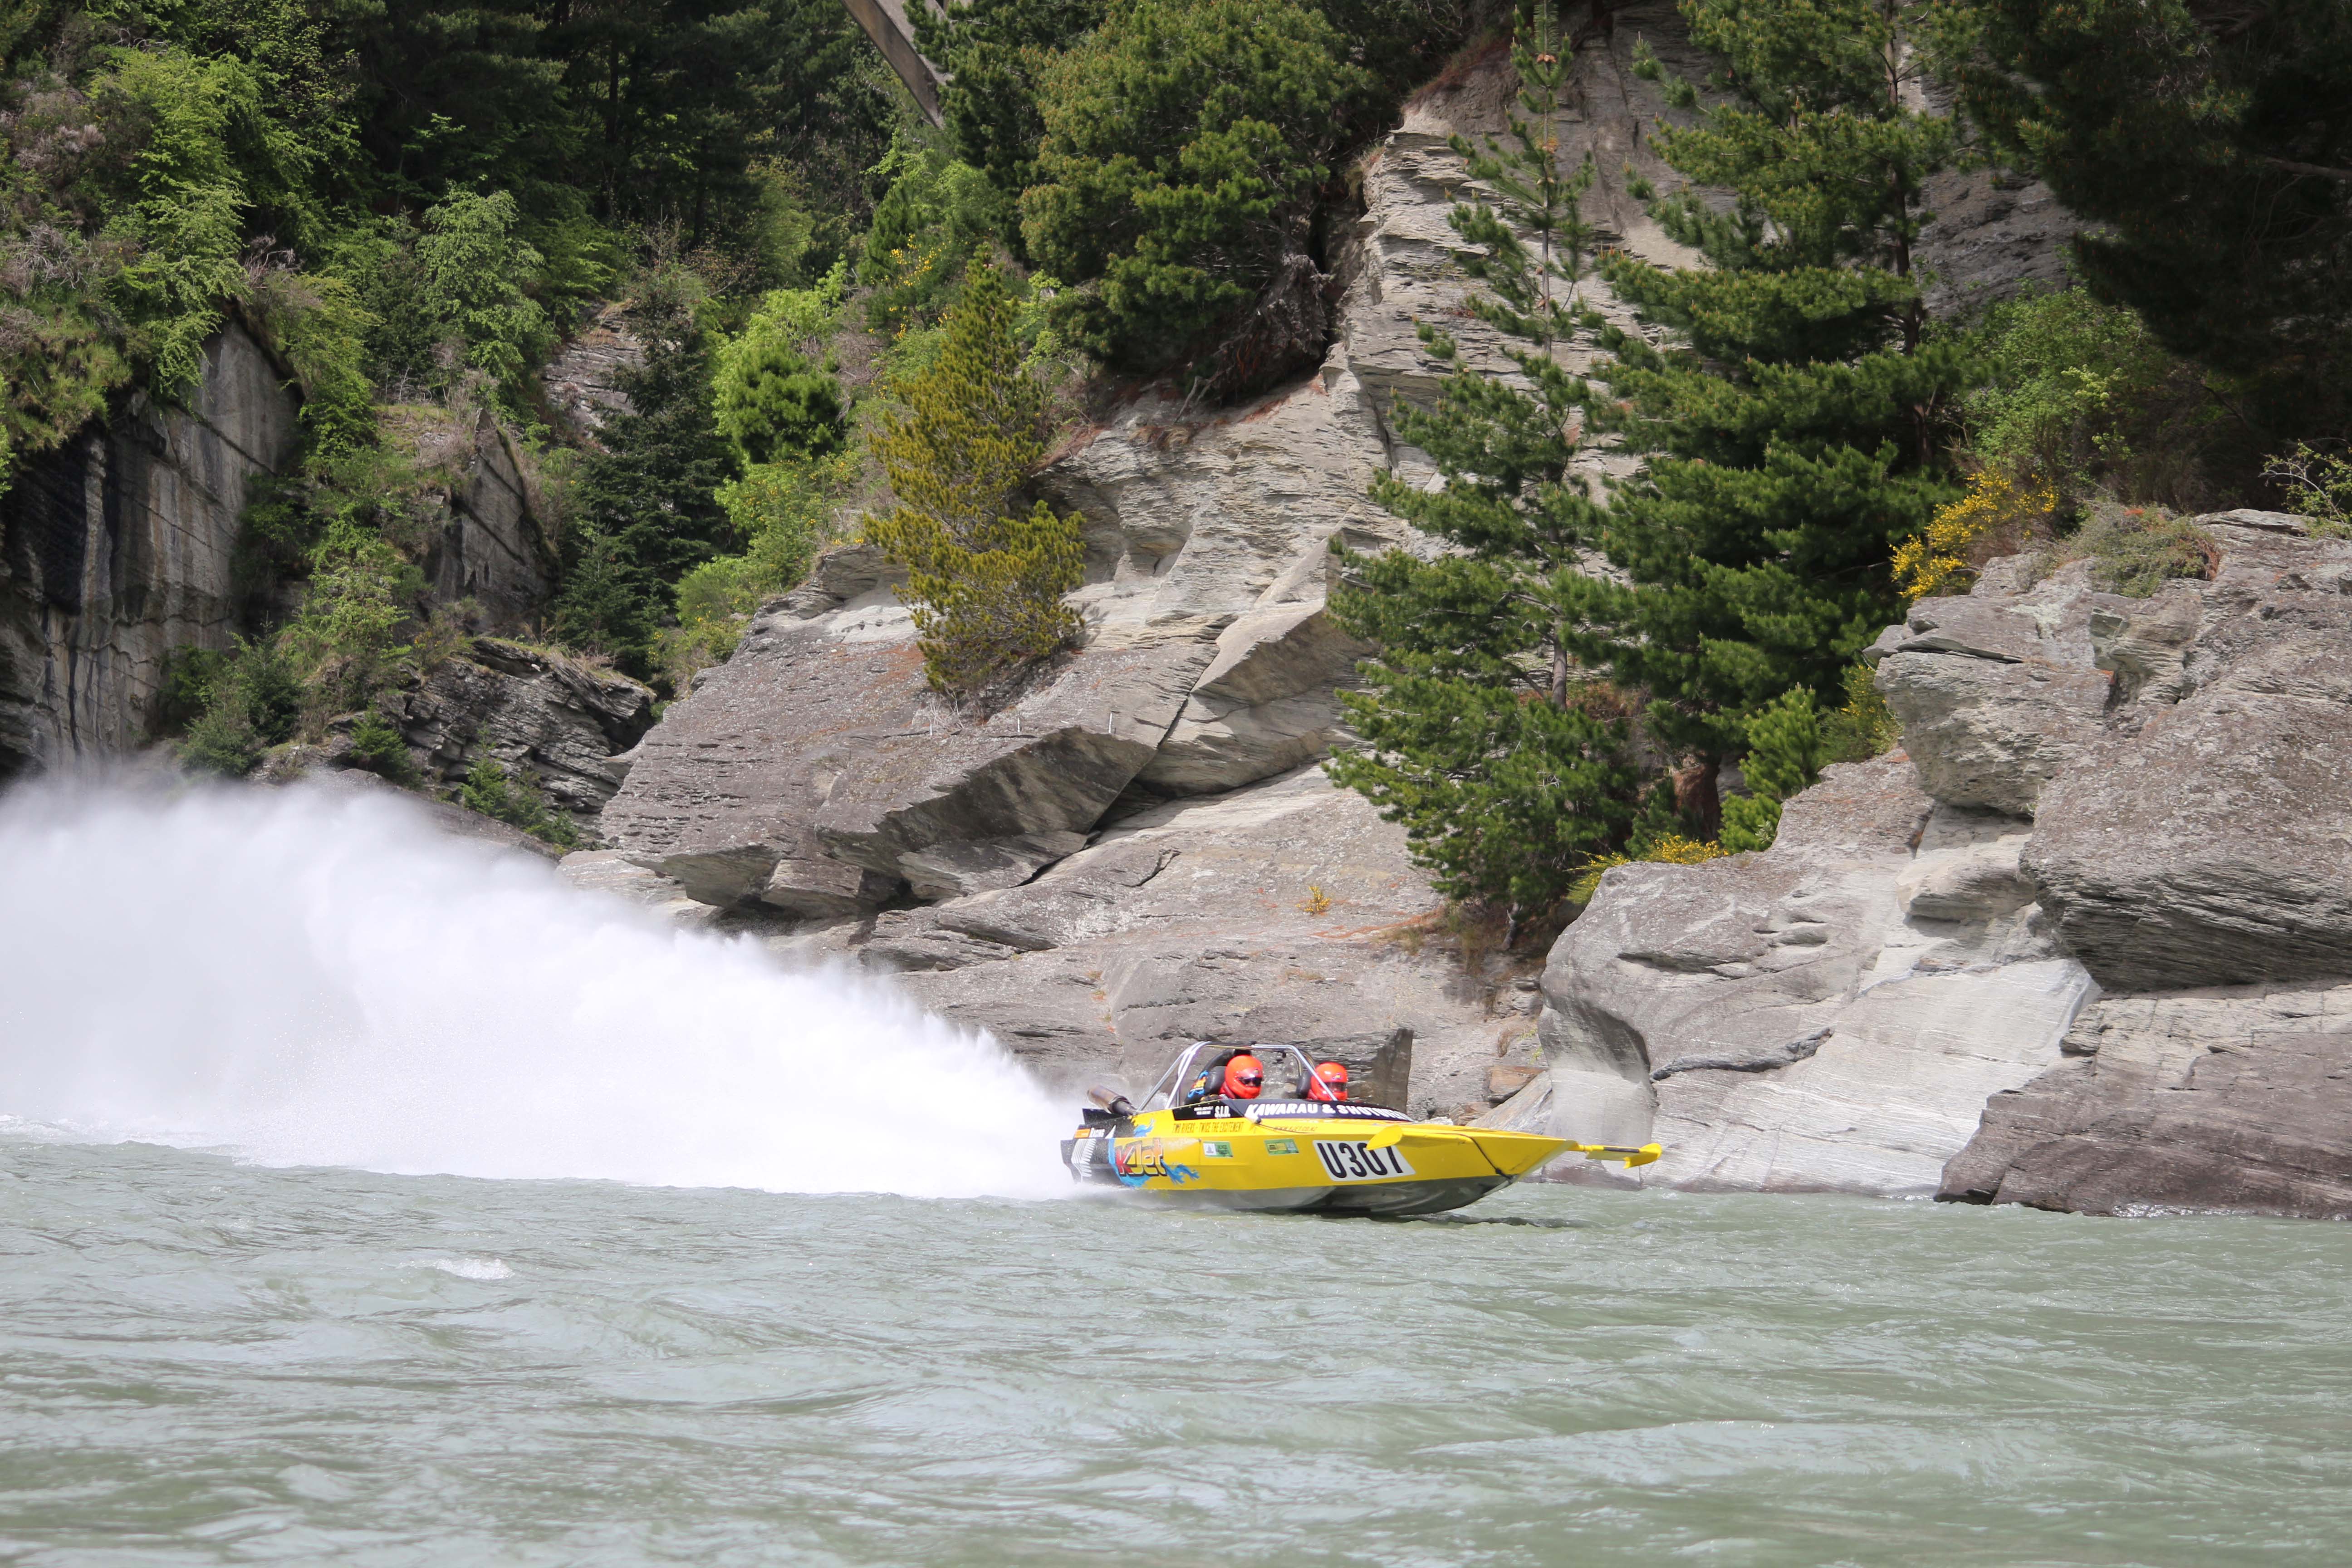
[{"xmin": 7, "ymin": 1135, "xmax": 2351, "ymax": 1568}]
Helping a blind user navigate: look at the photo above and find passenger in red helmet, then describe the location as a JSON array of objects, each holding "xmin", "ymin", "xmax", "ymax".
[
  {"xmin": 1221, "ymin": 1054, "xmax": 1265, "ymax": 1100},
  {"xmin": 1307, "ymin": 1060, "xmax": 1349, "ymax": 1102}
]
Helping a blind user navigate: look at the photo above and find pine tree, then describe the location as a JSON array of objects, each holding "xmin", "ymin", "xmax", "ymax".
[
  {"xmin": 1558, "ymin": 0, "xmax": 1971, "ymax": 827},
  {"xmin": 865, "ymin": 266, "xmax": 1084, "ymax": 698},
  {"xmin": 552, "ymin": 291, "xmax": 739, "ymax": 682},
  {"xmin": 1325, "ymin": 0, "xmax": 1638, "ymax": 920},
  {"xmin": 1931, "ymin": 0, "xmax": 2352, "ymax": 447}
]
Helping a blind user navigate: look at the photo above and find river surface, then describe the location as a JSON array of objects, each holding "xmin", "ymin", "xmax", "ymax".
[{"xmin": 7, "ymin": 1136, "xmax": 2352, "ymax": 1568}]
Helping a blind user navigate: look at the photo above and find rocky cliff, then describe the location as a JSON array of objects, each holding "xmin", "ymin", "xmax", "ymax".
[
  {"xmin": 578, "ymin": 6, "xmax": 2077, "ymax": 1116},
  {"xmin": 1519, "ymin": 512, "xmax": 2352, "ymax": 1218},
  {"xmin": 0, "ymin": 323, "xmax": 299, "ymax": 780},
  {"xmin": 0, "ymin": 323, "xmax": 580, "ymax": 785}
]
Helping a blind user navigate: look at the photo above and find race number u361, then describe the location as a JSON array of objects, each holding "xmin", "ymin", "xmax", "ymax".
[{"xmin": 1313, "ymin": 1140, "xmax": 1414, "ymax": 1181}]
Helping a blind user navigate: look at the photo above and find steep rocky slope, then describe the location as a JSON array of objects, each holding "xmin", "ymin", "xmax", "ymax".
[
  {"xmin": 583, "ymin": 6, "xmax": 2076, "ymax": 1116},
  {"xmin": 0, "ymin": 323, "xmax": 298, "ymax": 779},
  {"xmin": 1517, "ymin": 512, "xmax": 2352, "ymax": 1217}
]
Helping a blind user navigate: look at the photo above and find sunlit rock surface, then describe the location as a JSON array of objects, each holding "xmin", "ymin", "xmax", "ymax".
[
  {"xmin": 592, "ymin": 10, "xmax": 2086, "ymax": 1115},
  {"xmin": 1531, "ymin": 514, "xmax": 2352, "ymax": 1215}
]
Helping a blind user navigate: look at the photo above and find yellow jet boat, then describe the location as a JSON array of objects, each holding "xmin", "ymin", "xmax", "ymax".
[{"xmin": 1061, "ymin": 1042, "xmax": 1660, "ymax": 1217}]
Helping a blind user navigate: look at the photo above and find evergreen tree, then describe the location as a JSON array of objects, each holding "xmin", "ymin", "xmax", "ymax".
[
  {"xmin": 1932, "ymin": 0, "xmax": 2352, "ymax": 446},
  {"xmin": 1326, "ymin": 0, "xmax": 1638, "ymax": 920},
  {"xmin": 1018, "ymin": 0, "xmax": 1373, "ymax": 370},
  {"xmin": 912, "ymin": 0, "xmax": 1107, "ymax": 206},
  {"xmin": 552, "ymin": 289, "xmax": 738, "ymax": 681},
  {"xmin": 866, "ymin": 266, "xmax": 1084, "ymax": 698},
  {"xmin": 1559, "ymin": 0, "xmax": 1971, "ymax": 826}
]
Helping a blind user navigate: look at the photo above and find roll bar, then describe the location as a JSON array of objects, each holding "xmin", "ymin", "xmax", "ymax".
[{"xmin": 1137, "ymin": 1041, "xmax": 1333, "ymax": 1111}]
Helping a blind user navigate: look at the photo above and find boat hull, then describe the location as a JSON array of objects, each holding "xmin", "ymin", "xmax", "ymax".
[{"xmin": 1062, "ymin": 1116, "xmax": 1571, "ymax": 1218}]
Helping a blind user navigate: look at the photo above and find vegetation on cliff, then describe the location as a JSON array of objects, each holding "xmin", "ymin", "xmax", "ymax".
[
  {"xmin": 2, "ymin": 0, "xmax": 2342, "ymax": 886},
  {"xmin": 865, "ymin": 267, "xmax": 1084, "ymax": 698}
]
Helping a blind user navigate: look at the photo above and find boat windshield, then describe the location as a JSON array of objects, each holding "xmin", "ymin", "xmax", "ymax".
[{"xmin": 1138, "ymin": 1042, "xmax": 1334, "ymax": 1111}]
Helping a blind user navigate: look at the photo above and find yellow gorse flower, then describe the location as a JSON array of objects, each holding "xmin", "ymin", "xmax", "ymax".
[{"xmin": 1893, "ymin": 472, "xmax": 2059, "ymax": 601}]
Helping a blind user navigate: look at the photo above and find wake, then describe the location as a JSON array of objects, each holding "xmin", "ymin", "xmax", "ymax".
[{"xmin": 0, "ymin": 779, "xmax": 1072, "ymax": 1199}]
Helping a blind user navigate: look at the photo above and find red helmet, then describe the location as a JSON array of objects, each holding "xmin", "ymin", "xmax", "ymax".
[
  {"xmin": 1312, "ymin": 1060, "xmax": 1349, "ymax": 1101},
  {"xmin": 1222, "ymin": 1054, "xmax": 1265, "ymax": 1099}
]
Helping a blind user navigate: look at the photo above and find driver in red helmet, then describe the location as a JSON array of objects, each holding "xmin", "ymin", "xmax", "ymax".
[
  {"xmin": 1221, "ymin": 1053, "xmax": 1265, "ymax": 1100},
  {"xmin": 1306, "ymin": 1059, "xmax": 1349, "ymax": 1102}
]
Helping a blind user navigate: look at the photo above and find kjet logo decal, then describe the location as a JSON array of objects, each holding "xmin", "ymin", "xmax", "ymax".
[{"xmin": 1112, "ymin": 1138, "xmax": 1201, "ymax": 1186}]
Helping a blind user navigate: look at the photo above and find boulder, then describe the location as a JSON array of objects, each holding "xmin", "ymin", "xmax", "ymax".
[
  {"xmin": 2021, "ymin": 521, "xmax": 2352, "ymax": 991},
  {"xmin": 1941, "ymin": 986, "xmax": 2352, "ymax": 1218},
  {"xmin": 1869, "ymin": 559, "xmax": 2110, "ymax": 816},
  {"xmin": 1528, "ymin": 755, "xmax": 2098, "ymax": 1194},
  {"xmin": 598, "ymin": 575, "xmax": 1217, "ymax": 908},
  {"xmin": 557, "ymin": 848, "xmax": 722, "ymax": 929}
]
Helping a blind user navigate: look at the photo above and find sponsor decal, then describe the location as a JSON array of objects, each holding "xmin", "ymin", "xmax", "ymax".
[
  {"xmin": 1313, "ymin": 1140, "xmax": 1415, "ymax": 1182},
  {"xmin": 1112, "ymin": 1138, "xmax": 1201, "ymax": 1186},
  {"xmin": 1264, "ymin": 1138, "xmax": 1298, "ymax": 1156},
  {"xmin": 1247, "ymin": 1101, "xmax": 1412, "ymax": 1122},
  {"xmin": 1202, "ymin": 1141, "xmax": 1233, "ymax": 1159},
  {"xmin": 1172, "ymin": 1103, "xmax": 1237, "ymax": 1121}
]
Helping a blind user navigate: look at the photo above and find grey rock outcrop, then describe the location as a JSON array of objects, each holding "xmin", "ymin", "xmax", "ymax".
[
  {"xmin": 2020, "ymin": 525, "xmax": 2352, "ymax": 992},
  {"xmin": 0, "ymin": 322, "xmax": 299, "ymax": 779},
  {"xmin": 379, "ymin": 637, "xmax": 654, "ymax": 819},
  {"xmin": 776, "ymin": 764, "xmax": 1519, "ymax": 1111},
  {"xmin": 404, "ymin": 411, "xmax": 555, "ymax": 628},
  {"xmin": 1518, "ymin": 755, "xmax": 2096, "ymax": 1194},
  {"xmin": 539, "ymin": 304, "xmax": 645, "ymax": 442},
  {"xmin": 1941, "ymin": 987, "xmax": 2352, "ymax": 1218},
  {"xmin": 1539, "ymin": 512, "xmax": 2352, "ymax": 1215},
  {"xmin": 1869, "ymin": 558, "xmax": 2109, "ymax": 816}
]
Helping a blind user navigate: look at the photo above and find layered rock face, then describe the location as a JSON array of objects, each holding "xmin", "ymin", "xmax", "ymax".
[
  {"xmin": 1514, "ymin": 754, "xmax": 2094, "ymax": 1193},
  {"xmin": 380, "ymin": 638, "xmax": 654, "ymax": 819},
  {"xmin": 0, "ymin": 323, "xmax": 299, "ymax": 779},
  {"xmin": 586, "ymin": 9, "xmax": 2078, "ymax": 1111},
  {"xmin": 409, "ymin": 412, "xmax": 556, "ymax": 628},
  {"xmin": 1529, "ymin": 514, "xmax": 2352, "ymax": 1216}
]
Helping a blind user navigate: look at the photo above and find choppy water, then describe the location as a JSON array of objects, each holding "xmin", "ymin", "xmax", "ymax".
[
  {"xmin": 7, "ymin": 1139, "xmax": 2352, "ymax": 1568},
  {"xmin": 6, "ymin": 786, "xmax": 2352, "ymax": 1564}
]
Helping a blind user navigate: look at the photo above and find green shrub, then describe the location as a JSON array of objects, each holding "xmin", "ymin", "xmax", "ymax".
[
  {"xmin": 2264, "ymin": 443, "xmax": 2352, "ymax": 537},
  {"xmin": 656, "ymin": 449, "xmax": 850, "ymax": 690},
  {"xmin": 915, "ymin": 0, "xmax": 1111, "ymax": 202},
  {"xmin": 347, "ymin": 709, "xmax": 419, "ymax": 786},
  {"xmin": 415, "ymin": 188, "xmax": 553, "ymax": 411},
  {"xmin": 183, "ymin": 705, "xmax": 263, "ymax": 778},
  {"xmin": 156, "ymin": 647, "xmax": 232, "ymax": 737},
  {"xmin": 171, "ymin": 636, "xmax": 304, "ymax": 775},
  {"xmin": 865, "ymin": 267, "xmax": 1084, "ymax": 697},
  {"xmin": 1962, "ymin": 283, "xmax": 2219, "ymax": 505},
  {"xmin": 1018, "ymin": 0, "xmax": 1373, "ymax": 371},
  {"xmin": 280, "ymin": 514, "xmax": 424, "ymax": 716},
  {"xmin": 1822, "ymin": 662, "xmax": 1903, "ymax": 764},
  {"xmin": 241, "ymin": 268, "xmax": 380, "ymax": 459},
  {"xmin": 860, "ymin": 138, "xmax": 1013, "ymax": 333},
  {"xmin": 552, "ymin": 279, "xmax": 738, "ymax": 683},
  {"xmin": 457, "ymin": 756, "xmax": 579, "ymax": 848},
  {"xmin": 1716, "ymin": 689, "xmax": 1831, "ymax": 853},
  {"xmin": 2075, "ymin": 505, "xmax": 2220, "ymax": 597},
  {"xmin": 712, "ymin": 269, "xmax": 848, "ymax": 465}
]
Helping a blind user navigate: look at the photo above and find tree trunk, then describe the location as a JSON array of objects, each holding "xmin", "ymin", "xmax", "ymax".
[{"xmin": 1673, "ymin": 755, "xmax": 1721, "ymax": 840}]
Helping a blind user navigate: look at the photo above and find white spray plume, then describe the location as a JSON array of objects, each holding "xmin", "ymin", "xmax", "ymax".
[{"xmin": 0, "ymin": 780, "xmax": 1073, "ymax": 1199}]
